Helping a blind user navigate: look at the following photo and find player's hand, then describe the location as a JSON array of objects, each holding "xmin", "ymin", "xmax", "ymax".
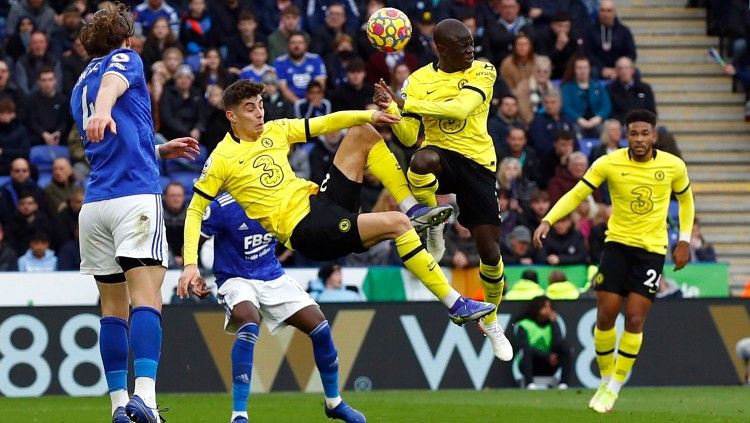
[
  {"xmin": 190, "ymin": 276, "xmax": 211, "ymax": 299},
  {"xmin": 371, "ymin": 111, "xmax": 401, "ymax": 125},
  {"xmin": 160, "ymin": 137, "xmax": 201, "ymax": 160},
  {"xmin": 533, "ymin": 221, "xmax": 550, "ymax": 249},
  {"xmin": 672, "ymin": 240, "xmax": 690, "ymax": 271},
  {"xmin": 86, "ymin": 113, "xmax": 116, "ymax": 142},
  {"xmin": 178, "ymin": 264, "xmax": 200, "ymax": 299},
  {"xmin": 376, "ymin": 79, "xmax": 404, "ymax": 110}
]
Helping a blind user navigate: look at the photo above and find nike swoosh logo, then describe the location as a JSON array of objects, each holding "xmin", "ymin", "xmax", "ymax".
[
  {"xmin": 426, "ymin": 90, "xmax": 437, "ymax": 95},
  {"xmin": 239, "ymin": 160, "xmax": 245, "ymax": 164},
  {"xmin": 428, "ymin": 261, "xmax": 437, "ymax": 271},
  {"xmin": 621, "ymin": 172, "xmax": 630, "ymax": 176}
]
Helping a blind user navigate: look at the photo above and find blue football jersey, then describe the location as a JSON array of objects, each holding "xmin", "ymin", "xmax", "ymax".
[
  {"xmin": 70, "ymin": 48, "xmax": 161, "ymax": 203},
  {"xmin": 201, "ymin": 193, "xmax": 285, "ymax": 286},
  {"xmin": 273, "ymin": 53, "xmax": 327, "ymax": 98}
]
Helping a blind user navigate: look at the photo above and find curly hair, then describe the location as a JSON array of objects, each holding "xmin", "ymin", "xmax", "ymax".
[
  {"xmin": 223, "ymin": 80, "xmax": 265, "ymax": 110},
  {"xmin": 79, "ymin": 2, "xmax": 134, "ymax": 57}
]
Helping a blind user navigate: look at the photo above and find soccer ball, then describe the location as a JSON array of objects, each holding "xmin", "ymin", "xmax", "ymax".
[{"xmin": 366, "ymin": 7, "xmax": 412, "ymax": 53}]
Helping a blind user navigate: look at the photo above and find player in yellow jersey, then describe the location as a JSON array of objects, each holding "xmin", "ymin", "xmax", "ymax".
[
  {"xmin": 533, "ymin": 110, "xmax": 695, "ymax": 413},
  {"xmin": 177, "ymin": 80, "xmax": 497, "ymax": 333},
  {"xmin": 373, "ymin": 18, "xmax": 513, "ymax": 361}
]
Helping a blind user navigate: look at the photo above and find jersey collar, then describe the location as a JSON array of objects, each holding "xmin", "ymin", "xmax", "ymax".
[{"xmin": 627, "ymin": 148, "xmax": 657, "ymax": 161}]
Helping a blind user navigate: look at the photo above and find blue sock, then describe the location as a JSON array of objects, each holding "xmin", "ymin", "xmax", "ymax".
[
  {"xmin": 130, "ymin": 306, "xmax": 162, "ymax": 380},
  {"xmin": 100, "ymin": 316, "xmax": 128, "ymax": 392},
  {"xmin": 309, "ymin": 321, "xmax": 340, "ymax": 399},
  {"xmin": 232, "ymin": 323, "xmax": 259, "ymax": 413}
]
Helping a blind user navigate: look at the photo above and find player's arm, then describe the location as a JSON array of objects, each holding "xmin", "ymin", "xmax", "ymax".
[
  {"xmin": 384, "ymin": 101, "xmax": 421, "ymax": 147},
  {"xmin": 85, "ymin": 73, "xmax": 128, "ymax": 142},
  {"xmin": 286, "ymin": 110, "xmax": 399, "ymax": 142},
  {"xmin": 672, "ymin": 161, "xmax": 695, "ymax": 270}
]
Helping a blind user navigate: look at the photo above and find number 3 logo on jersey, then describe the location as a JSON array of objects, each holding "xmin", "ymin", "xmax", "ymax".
[{"xmin": 253, "ymin": 155, "xmax": 284, "ymax": 187}]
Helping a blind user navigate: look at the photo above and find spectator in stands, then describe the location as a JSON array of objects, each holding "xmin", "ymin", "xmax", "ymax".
[
  {"xmin": 294, "ymin": 80, "xmax": 331, "ymax": 119},
  {"xmin": 527, "ymin": 0, "xmax": 571, "ymax": 30},
  {"xmin": 546, "ymin": 270, "xmax": 580, "ymax": 300},
  {"xmin": 440, "ymin": 220, "xmax": 480, "ymax": 269},
  {"xmin": 561, "ymin": 55, "xmax": 611, "ymax": 138},
  {"xmin": 0, "ymin": 98, "xmax": 30, "ymax": 176},
  {"xmin": 141, "ymin": 16, "xmax": 182, "ymax": 76},
  {"xmin": 500, "ymin": 128, "xmax": 542, "ymax": 185},
  {"xmin": 309, "ymin": 2, "xmax": 347, "ymax": 56},
  {"xmin": 331, "ymin": 58, "xmax": 372, "ymax": 112},
  {"xmin": 586, "ymin": 0, "xmax": 636, "ymax": 80},
  {"xmin": 722, "ymin": 46, "xmax": 750, "ymax": 107},
  {"xmin": 179, "ymin": 0, "xmax": 217, "ymax": 64},
  {"xmin": 323, "ymin": 34, "xmax": 356, "ymax": 90},
  {"xmin": 159, "ymin": 64, "xmax": 205, "ymax": 142},
  {"xmin": 309, "ymin": 129, "xmax": 342, "ymax": 185},
  {"xmin": 274, "ymin": 31, "xmax": 327, "ymax": 103},
  {"xmin": 366, "ymin": 46, "xmax": 419, "ymax": 86},
  {"xmin": 406, "ymin": 11, "xmax": 438, "ymax": 67},
  {"xmin": 211, "ymin": 0, "xmax": 254, "ymax": 48},
  {"xmin": 27, "ymin": 67, "xmax": 70, "ymax": 146},
  {"xmin": 588, "ymin": 204, "xmax": 610, "ymax": 265},
  {"xmin": 461, "ymin": 12, "xmax": 490, "ymax": 61},
  {"xmin": 0, "ymin": 59, "xmax": 28, "ymax": 123},
  {"xmin": 488, "ymin": 95, "xmax": 524, "ymax": 159},
  {"xmin": 6, "ymin": 0, "xmax": 56, "ymax": 37},
  {"xmin": 43, "ymin": 157, "xmax": 77, "ymax": 215},
  {"xmin": 514, "ymin": 55, "xmax": 556, "ymax": 125},
  {"xmin": 201, "ymin": 85, "xmax": 230, "ymax": 153},
  {"xmin": 305, "ymin": 0, "xmax": 360, "ymax": 35},
  {"xmin": 60, "ymin": 36, "xmax": 90, "ymax": 96},
  {"xmin": 501, "ymin": 225, "xmax": 535, "ymax": 265},
  {"xmin": 548, "ymin": 152, "xmax": 589, "ymax": 204},
  {"xmin": 608, "ymin": 56, "xmax": 657, "ymax": 123},
  {"xmin": 535, "ymin": 213, "xmax": 587, "ymax": 265},
  {"xmin": 497, "ymin": 156, "xmax": 538, "ymax": 211},
  {"xmin": 535, "ymin": 11, "xmax": 585, "ymax": 80},
  {"xmin": 505, "ymin": 270, "xmax": 545, "ymax": 301},
  {"xmin": 540, "ymin": 129, "xmax": 575, "ymax": 189},
  {"xmin": 238, "ymin": 43, "xmax": 274, "ymax": 83},
  {"xmin": 6, "ymin": 191, "xmax": 55, "ymax": 255},
  {"xmin": 589, "ymin": 118, "xmax": 622, "ymax": 163},
  {"xmin": 196, "ymin": 47, "xmax": 236, "ymax": 92},
  {"xmin": 55, "ymin": 186, "xmax": 83, "ymax": 245},
  {"xmin": 513, "ymin": 295, "xmax": 573, "ymax": 389},
  {"xmin": 484, "ymin": 0, "xmax": 534, "ymax": 64},
  {"xmin": 261, "ymin": 72, "xmax": 294, "ymax": 121},
  {"xmin": 5, "ymin": 17, "xmax": 36, "ymax": 64},
  {"xmin": 163, "ymin": 182, "xmax": 187, "ymax": 268},
  {"xmin": 50, "ymin": 5, "xmax": 83, "ymax": 57},
  {"xmin": 17, "ymin": 230, "xmax": 57, "ymax": 272},
  {"xmin": 0, "ymin": 223, "xmax": 18, "ymax": 271},
  {"xmin": 520, "ymin": 189, "xmax": 551, "ymax": 231},
  {"xmin": 14, "ymin": 31, "xmax": 62, "ymax": 96},
  {"xmin": 133, "ymin": 0, "xmax": 180, "ymax": 37},
  {"xmin": 498, "ymin": 189, "xmax": 521, "ymax": 236},
  {"xmin": 501, "ymin": 34, "xmax": 536, "ymax": 92},
  {"xmin": 314, "ymin": 262, "xmax": 365, "ymax": 302},
  {"xmin": 267, "ymin": 5, "xmax": 308, "ymax": 61},
  {"xmin": 528, "ymin": 91, "xmax": 575, "ymax": 162},
  {"xmin": 389, "ymin": 62, "xmax": 411, "ymax": 99},
  {"xmin": 56, "ymin": 222, "xmax": 80, "ymax": 270},
  {"xmin": 689, "ymin": 218, "xmax": 717, "ymax": 262},
  {"xmin": 225, "ymin": 11, "xmax": 266, "ymax": 72},
  {"xmin": 572, "ymin": 196, "xmax": 597, "ymax": 241}
]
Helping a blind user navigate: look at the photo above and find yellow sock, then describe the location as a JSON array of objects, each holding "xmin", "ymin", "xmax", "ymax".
[
  {"xmin": 406, "ymin": 168, "xmax": 438, "ymax": 207},
  {"xmin": 366, "ymin": 140, "xmax": 412, "ymax": 205},
  {"xmin": 610, "ymin": 330, "xmax": 643, "ymax": 393},
  {"xmin": 594, "ymin": 326, "xmax": 617, "ymax": 382},
  {"xmin": 395, "ymin": 229, "xmax": 458, "ymax": 304},
  {"xmin": 479, "ymin": 259, "xmax": 505, "ymax": 325}
]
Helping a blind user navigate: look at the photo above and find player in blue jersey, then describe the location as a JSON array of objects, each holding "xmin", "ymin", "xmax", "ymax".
[
  {"xmin": 72, "ymin": 4, "xmax": 199, "ymax": 423},
  {"xmin": 189, "ymin": 193, "xmax": 365, "ymax": 423}
]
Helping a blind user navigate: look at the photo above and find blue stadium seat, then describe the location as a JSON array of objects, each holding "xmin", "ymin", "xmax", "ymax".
[
  {"xmin": 164, "ymin": 145, "xmax": 208, "ymax": 175},
  {"xmin": 29, "ymin": 145, "xmax": 70, "ymax": 173},
  {"xmin": 0, "ymin": 176, "xmax": 10, "ymax": 188},
  {"xmin": 159, "ymin": 175, "xmax": 171, "ymax": 192},
  {"xmin": 37, "ymin": 172, "xmax": 53, "ymax": 188},
  {"xmin": 579, "ymin": 138, "xmax": 599, "ymax": 158},
  {"xmin": 169, "ymin": 171, "xmax": 199, "ymax": 200}
]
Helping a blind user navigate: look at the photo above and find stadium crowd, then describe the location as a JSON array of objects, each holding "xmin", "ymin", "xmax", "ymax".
[{"xmin": 0, "ymin": 0, "xmax": 718, "ymax": 272}]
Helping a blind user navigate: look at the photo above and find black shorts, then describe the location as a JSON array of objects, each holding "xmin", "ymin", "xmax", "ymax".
[
  {"xmin": 289, "ymin": 165, "xmax": 365, "ymax": 261},
  {"xmin": 594, "ymin": 241, "xmax": 666, "ymax": 301},
  {"xmin": 422, "ymin": 145, "xmax": 501, "ymax": 228}
]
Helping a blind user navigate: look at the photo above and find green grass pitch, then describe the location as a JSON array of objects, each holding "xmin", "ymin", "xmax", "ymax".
[{"xmin": 2, "ymin": 387, "xmax": 748, "ymax": 422}]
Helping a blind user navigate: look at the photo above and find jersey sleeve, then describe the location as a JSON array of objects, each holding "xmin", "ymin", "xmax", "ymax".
[
  {"xmin": 672, "ymin": 158, "xmax": 695, "ymax": 240},
  {"xmin": 388, "ymin": 77, "xmax": 421, "ymax": 147},
  {"xmin": 543, "ymin": 156, "xmax": 606, "ymax": 225},
  {"xmin": 312, "ymin": 56, "xmax": 327, "ymax": 79},
  {"xmin": 101, "ymin": 50, "xmax": 144, "ymax": 89},
  {"xmin": 193, "ymin": 154, "xmax": 226, "ymax": 200},
  {"xmin": 285, "ymin": 111, "xmax": 375, "ymax": 143},
  {"xmin": 581, "ymin": 155, "xmax": 608, "ymax": 189},
  {"xmin": 464, "ymin": 62, "xmax": 496, "ymax": 103}
]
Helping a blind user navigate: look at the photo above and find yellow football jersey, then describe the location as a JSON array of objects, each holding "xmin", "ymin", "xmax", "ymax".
[
  {"xmin": 390, "ymin": 60, "xmax": 497, "ymax": 171},
  {"xmin": 547, "ymin": 148, "xmax": 692, "ymax": 255},
  {"xmin": 193, "ymin": 119, "xmax": 318, "ymax": 245}
]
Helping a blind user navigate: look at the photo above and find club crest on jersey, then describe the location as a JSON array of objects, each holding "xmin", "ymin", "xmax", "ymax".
[
  {"xmin": 261, "ymin": 138, "xmax": 273, "ymax": 148},
  {"xmin": 338, "ymin": 219, "xmax": 351, "ymax": 233},
  {"xmin": 111, "ymin": 53, "xmax": 130, "ymax": 63},
  {"xmin": 457, "ymin": 79, "xmax": 468, "ymax": 89},
  {"xmin": 439, "ymin": 118, "xmax": 467, "ymax": 134},
  {"xmin": 654, "ymin": 170, "xmax": 665, "ymax": 181},
  {"xmin": 199, "ymin": 157, "xmax": 212, "ymax": 181}
]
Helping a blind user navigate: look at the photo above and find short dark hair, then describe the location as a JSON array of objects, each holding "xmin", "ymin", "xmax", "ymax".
[
  {"xmin": 346, "ymin": 57, "xmax": 366, "ymax": 73},
  {"xmin": 287, "ymin": 30, "xmax": 307, "ymax": 44},
  {"xmin": 307, "ymin": 80, "xmax": 323, "ymax": 92},
  {"xmin": 625, "ymin": 109, "xmax": 657, "ymax": 128},
  {"xmin": 37, "ymin": 66, "xmax": 56, "ymax": 79},
  {"xmin": 17, "ymin": 191, "xmax": 36, "ymax": 202},
  {"xmin": 223, "ymin": 80, "xmax": 265, "ymax": 110},
  {"xmin": 30, "ymin": 230, "xmax": 50, "ymax": 243},
  {"xmin": 249, "ymin": 42, "xmax": 267, "ymax": 54},
  {"xmin": 237, "ymin": 11, "xmax": 257, "ymax": 23},
  {"xmin": 281, "ymin": 5, "xmax": 301, "ymax": 17},
  {"xmin": 554, "ymin": 129, "xmax": 574, "ymax": 142}
]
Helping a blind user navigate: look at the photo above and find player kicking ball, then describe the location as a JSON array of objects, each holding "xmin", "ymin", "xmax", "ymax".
[
  {"xmin": 187, "ymin": 193, "xmax": 364, "ymax": 422},
  {"xmin": 533, "ymin": 110, "xmax": 695, "ymax": 412},
  {"xmin": 374, "ymin": 18, "xmax": 513, "ymax": 361},
  {"xmin": 178, "ymin": 80, "xmax": 495, "ymax": 340}
]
